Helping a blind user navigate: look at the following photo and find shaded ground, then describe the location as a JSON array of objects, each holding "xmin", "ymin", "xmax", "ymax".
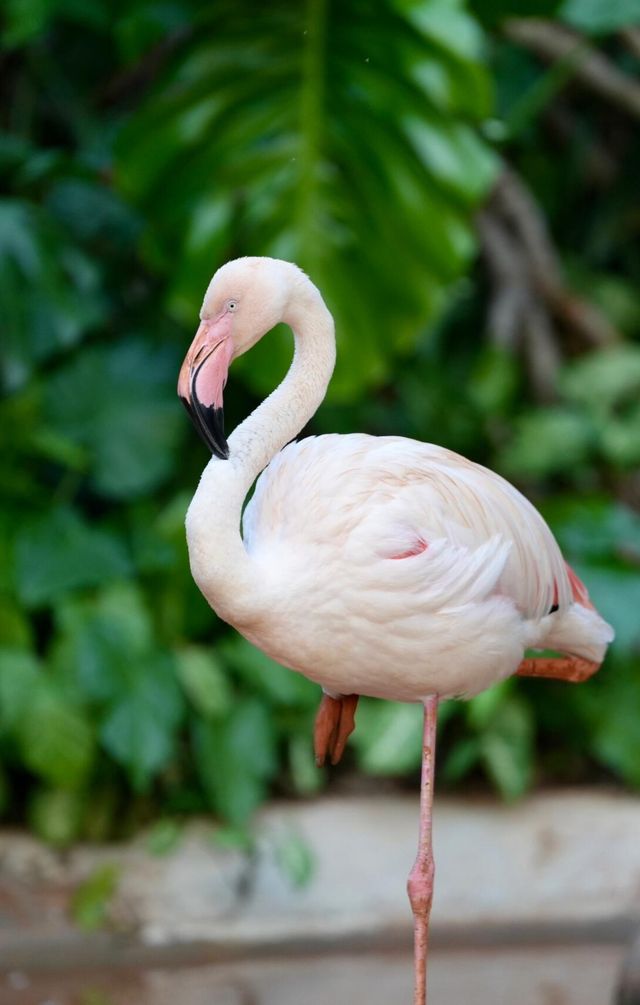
[
  {"xmin": 1, "ymin": 792, "xmax": 638, "ymax": 1003},
  {"xmin": 0, "ymin": 943, "xmax": 626, "ymax": 1005}
]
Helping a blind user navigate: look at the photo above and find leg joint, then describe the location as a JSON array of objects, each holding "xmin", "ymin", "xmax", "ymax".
[{"xmin": 407, "ymin": 856, "xmax": 435, "ymax": 915}]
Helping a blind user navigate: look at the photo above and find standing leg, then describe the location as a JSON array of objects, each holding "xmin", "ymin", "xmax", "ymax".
[{"xmin": 407, "ymin": 695, "xmax": 439, "ymax": 1005}]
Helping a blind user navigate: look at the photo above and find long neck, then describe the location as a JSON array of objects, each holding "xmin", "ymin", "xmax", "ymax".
[{"xmin": 185, "ymin": 285, "xmax": 335, "ymax": 627}]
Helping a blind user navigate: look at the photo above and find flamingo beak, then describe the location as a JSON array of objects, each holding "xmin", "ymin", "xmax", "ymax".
[{"xmin": 178, "ymin": 316, "xmax": 234, "ymax": 459}]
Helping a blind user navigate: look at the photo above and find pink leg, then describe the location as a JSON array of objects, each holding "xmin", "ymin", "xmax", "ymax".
[{"xmin": 407, "ymin": 696, "xmax": 438, "ymax": 1005}]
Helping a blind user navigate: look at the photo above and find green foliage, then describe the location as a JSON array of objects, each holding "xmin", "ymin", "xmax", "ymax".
[
  {"xmin": 117, "ymin": 0, "xmax": 498, "ymax": 399},
  {"xmin": 0, "ymin": 198, "xmax": 104, "ymax": 391},
  {"xmin": 275, "ymin": 829, "xmax": 316, "ymax": 889},
  {"xmin": 145, "ymin": 817, "xmax": 184, "ymax": 855},
  {"xmin": 352, "ymin": 700, "xmax": 425, "ymax": 775},
  {"xmin": 45, "ymin": 341, "xmax": 185, "ymax": 498},
  {"xmin": 0, "ymin": 0, "xmax": 639, "ymax": 843},
  {"xmin": 560, "ymin": 0, "xmax": 640, "ymax": 34},
  {"xmin": 29, "ymin": 788, "xmax": 86, "ymax": 846},
  {"xmin": 193, "ymin": 698, "xmax": 277, "ymax": 825},
  {"xmin": 15, "ymin": 508, "xmax": 131, "ymax": 607},
  {"xmin": 71, "ymin": 864, "xmax": 120, "ymax": 931}
]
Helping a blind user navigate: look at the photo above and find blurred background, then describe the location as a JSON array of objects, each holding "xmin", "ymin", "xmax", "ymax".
[{"xmin": 1, "ymin": 0, "xmax": 639, "ymax": 855}]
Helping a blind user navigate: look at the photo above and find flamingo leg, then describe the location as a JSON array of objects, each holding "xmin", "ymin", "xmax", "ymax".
[
  {"xmin": 314, "ymin": 692, "xmax": 359, "ymax": 766},
  {"xmin": 516, "ymin": 654, "xmax": 600, "ymax": 683},
  {"xmin": 407, "ymin": 695, "xmax": 438, "ymax": 1005}
]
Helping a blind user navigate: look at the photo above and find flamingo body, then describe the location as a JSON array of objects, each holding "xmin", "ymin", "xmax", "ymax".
[
  {"xmin": 218, "ymin": 432, "xmax": 609, "ymax": 701},
  {"xmin": 179, "ymin": 257, "xmax": 614, "ymax": 1005}
]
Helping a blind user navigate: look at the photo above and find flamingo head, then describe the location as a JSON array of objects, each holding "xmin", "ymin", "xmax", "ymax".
[{"xmin": 178, "ymin": 256, "xmax": 305, "ymax": 458}]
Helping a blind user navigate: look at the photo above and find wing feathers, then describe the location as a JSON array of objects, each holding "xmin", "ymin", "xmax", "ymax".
[{"xmin": 245, "ymin": 434, "xmax": 574, "ymax": 621}]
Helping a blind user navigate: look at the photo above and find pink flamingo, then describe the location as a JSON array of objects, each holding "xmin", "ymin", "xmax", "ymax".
[{"xmin": 178, "ymin": 257, "xmax": 614, "ymax": 1004}]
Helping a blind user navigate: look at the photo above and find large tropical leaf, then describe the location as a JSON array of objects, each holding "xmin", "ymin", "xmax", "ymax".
[{"xmin": 117, "ymin": 0, "xmax": 498, "ymax": 400}]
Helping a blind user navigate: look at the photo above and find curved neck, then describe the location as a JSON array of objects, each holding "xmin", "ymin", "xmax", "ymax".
[{"xmin": 185, "ymin": 285, "xmax": 335, "ymax": 626}]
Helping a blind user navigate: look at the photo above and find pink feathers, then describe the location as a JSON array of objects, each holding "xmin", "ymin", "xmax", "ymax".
[{"xmin": 390, "ymin": 539, "xmax": 429, "ymax": 560}]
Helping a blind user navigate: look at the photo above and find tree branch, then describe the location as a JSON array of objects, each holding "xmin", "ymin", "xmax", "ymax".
[
  {"xmin": 477, "ymin": 205, "xmax": 561, "ymax": 401},
  {"xmin": 620, "ymin": 26, "xmax": 640, "ymax": 61},
  {"xmin": 477, "ymin": 166, "xmax": 622, "ymax": 400},
  {"xmin": 493, "ymin": 168, "xmax": 619, "ymax": 349},
  {"xmin": 504, "ymin": 18, "xmax": 640, "ymax": 120}
]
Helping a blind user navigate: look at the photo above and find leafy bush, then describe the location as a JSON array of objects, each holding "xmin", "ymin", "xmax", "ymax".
[{"xmin": 1, "ymin": 0, "xmax": 639, "ymax": 842}]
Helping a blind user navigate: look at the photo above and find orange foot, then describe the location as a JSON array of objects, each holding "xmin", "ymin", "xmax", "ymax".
[
  {"xmin": 516, "ymin": 654, "xmax": 600, "ymax": 684},
  {"xmin": 314, "ymin": 693, "xmax": 359, "ymax": 767}
]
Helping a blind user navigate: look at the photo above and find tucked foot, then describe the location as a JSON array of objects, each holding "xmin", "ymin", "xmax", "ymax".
[
  {"xmin": 516, "ymin": 654, "xmax": 600, "ymax": 683},
  {"xmin": 314, "ymin": 692, "xmax": 359, "ymax": 767}
]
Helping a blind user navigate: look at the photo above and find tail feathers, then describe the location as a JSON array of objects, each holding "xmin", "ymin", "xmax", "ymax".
[
  {"xmin": 566, "ymin": 562, "xmax": 594, "ymax": 609},
  {"xmin": 544, "ymin": 603, "xmax": 615, "ymax": 664}
]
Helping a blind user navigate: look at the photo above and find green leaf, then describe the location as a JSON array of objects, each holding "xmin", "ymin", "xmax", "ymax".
[
  {"xmin": 499, "ymin": 408, "xmax": 592, "ymax": 478},
  {"xmin": 0, "ymin": 199, "xmax": 103, "ymax": 390},
  {"xmin": 544, "ymin": 497, "xmax": 640, "ymax": 565},
  {"xmin": 590, "ymin": 666, "xmax": 640, "ymax": 786},
  {"xmin": 562, "ymin": 346, "xmax": 640, "ymax": 411},
  {"xmin": 46, "ymin": 178, "xmax": 140, "ymax": 245},
  {"xmin": 560, "ymin": 0, "xmax": 640, "ymax": 34},
  {"xmin": 479, "ymin": 697, "xmax": 534, "ymax": 801},
  {"xmin": 51, "ymin": 583, "xmax": 155, "ymax": 703},
  {"xmin": 100, "ymin": 653, "xmax": 184, "ymax": 790},
  {"xmin": 18, "ymin": 683, "xmax": 94, "ymax": 787},
  {"xmin": 441, "ymin": 737, "xmax": 481, "ymax": 783},
  {"xmin": 14, "ymin": 507, "xmax": 131, "ymax": 608},
  {"xmin": 288, "ymin": 733, "xmax": 323, "ymax": 795},
  {"xmin": 192, "ymin": 698, "xmax": 276, "ymax": 824},
  {"xmin": 601, "ymin": 414, "xmax": 640, "ymax": 466},
  {"xmin": 0, "ymin": 648, "xmax": 40, "ymax": 732},
  {"xmin": 71, "ymin": 864, "xmax": 120, "ymax": 931},
  {"xmin": 116, "ymin": 0, "xmax": 496, "ymax": 400},
  {"xmin": 28, "ymin": 787, "xmax": 85, "ymax": 847},
  {"xmin": 275, "ymin": 830, "xmax": 315, "ymax": 889},
  {"xmin": 101, "ymin": 695, "xmax": 174, "ymax": 791},
  {"xmin": 560, "ymin": 346, "xmax": 640, "ymax": 468},
  {"xmin": 467, "ymin": 679, "xmax": 514, "ymax": 730},
  {"xmin": 469, "ymin": 346, "xmax": 518, "ymax": 415},
  {"xmin": 407, "ymin": 0, "xmax": 486, "ymax": 63},
  {"xmin": 115, "ymin": 3, "xmax": 190, "ymax": 62},
  {"xmin": 404, "ymin": 117, "xmax": 498, "ymax": 206},
  {"xmin": 45, "ymin": 340, "xmax": 185, "ymax": 498},
  {"xmin": 146, "ymin": 818, "xmax": 183, "ymax": 856},
  {"xmin": 0, "ymin": 598, "xmax": 32, "ymax": 649},
  {"xmin": 2, "ymin": 0, "xmax": 51, "ymax": 47},
  {"xmin": 220, "ymin": 637, "xmax": 317, "ymax": 708},
  {"xmin": 213, "ymin": 824, "xmax": 254, "ymax": 853},
  {"xmin": 352, "ymin": 700, "xmax": 423, "ymax": 776},
  {"xmin": 175, "ymin": 646, "xmax": 232, "ymax": 719}
]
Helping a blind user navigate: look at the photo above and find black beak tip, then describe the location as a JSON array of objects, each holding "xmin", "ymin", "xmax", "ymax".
[
  {"xmin": 181, "ymin": 394, "xmax": 229, "ymax": 460},
  {"xmin": 211, "ymin": 430, "xmax": 230, "ymax": 460}
]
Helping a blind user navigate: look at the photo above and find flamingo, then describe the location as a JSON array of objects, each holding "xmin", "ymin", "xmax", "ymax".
[{"xmin": 178, "ymin": 256, "xmax": 614, "ymax": 1005}]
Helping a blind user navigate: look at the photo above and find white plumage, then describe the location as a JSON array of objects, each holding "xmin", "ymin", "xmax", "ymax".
[
  {"xmin": 179, "ymin": 256, "xmax": 614, "ymax": 1005},
  {"xmin": 241, "ymin": 433, "xmax": 612, "ymax": 700},
  {"xmin": 180, "ymin": 256, "xmax": 612, "ymax": 705}
]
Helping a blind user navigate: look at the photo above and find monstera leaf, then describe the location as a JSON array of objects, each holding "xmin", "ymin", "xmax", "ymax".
[{"xmin": 117, "ymin": 0, "xmax": 498, "ymax": 401}]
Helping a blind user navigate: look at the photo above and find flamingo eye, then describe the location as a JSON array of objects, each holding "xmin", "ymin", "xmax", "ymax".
[{"xmin": 227, "ymin": 299, "xmax": 238, "ymax": 312}]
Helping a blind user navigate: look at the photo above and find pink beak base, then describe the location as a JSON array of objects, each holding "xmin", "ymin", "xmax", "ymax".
[{"xmin": 178, "ymin": 316, "xmax": 234, "ymax": 458}]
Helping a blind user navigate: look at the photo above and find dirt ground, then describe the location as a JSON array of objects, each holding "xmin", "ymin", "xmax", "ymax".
[{"xmin": 0, "ymin": 942, "xmax": 627, "ymax": 1005}]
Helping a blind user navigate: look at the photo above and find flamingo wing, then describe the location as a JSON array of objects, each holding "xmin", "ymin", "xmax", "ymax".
[{"xmin": 244, "ymin": 434, "xmax": 569, "ymax": 619}]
